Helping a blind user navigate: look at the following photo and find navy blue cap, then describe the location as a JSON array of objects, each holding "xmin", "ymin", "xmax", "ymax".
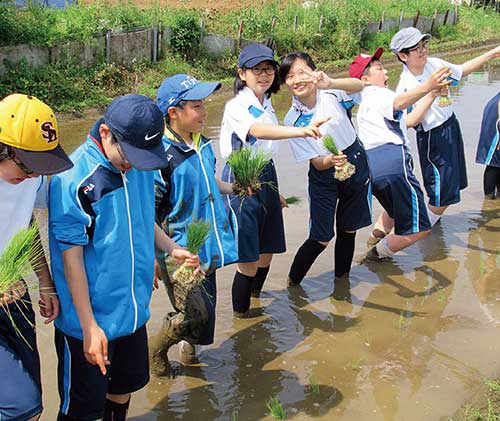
[
  {"xmin": 104, "ymin": 94, "xmax": 167, "ymax": 170},
  {"xmin": 157, "ymin": 74, "xmax": 221, "ymax": 116},
  {"xmin": 238, "ymin": 43, "xmax": 278, "ymax": 68}
]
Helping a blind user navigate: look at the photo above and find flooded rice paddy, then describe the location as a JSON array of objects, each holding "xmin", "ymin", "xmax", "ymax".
[{"xmin": 34, "ymin": 57, "xmax": 500, "ymax": 420}]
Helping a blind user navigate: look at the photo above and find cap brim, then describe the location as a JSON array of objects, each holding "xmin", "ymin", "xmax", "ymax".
[
  {"xmin": 15, "ymin": 144, "xmax": 73, "ymax": 175},
  {"xmin": 373, "ymin": 47, "xmax": 384, "ymax": 60},
  {"xmin": 119, "ymin": 138, "xmax": 168, "ymax": 171},
  {"xmin": 242, "ymin": 56, "xmax": 278, "ymax": 68},
  {"xmin": 182, "ymin": 81, "xmax": 222, "ymax": 101}
]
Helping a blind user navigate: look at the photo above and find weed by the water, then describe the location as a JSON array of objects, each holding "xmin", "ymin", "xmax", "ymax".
[
  {"xmin": 267, "ymin": 396, "xmax": 286, "ymax": 420},
  {"xmin": 485, "ymin": 379, "xmax": 500, "ymax": 394}
]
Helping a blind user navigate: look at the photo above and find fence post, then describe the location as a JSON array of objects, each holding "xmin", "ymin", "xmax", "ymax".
[
  {"xmin": 454, "ymin": 5, "xmax": 458, "ymax": 24},
  {"xmin": 413, "ymin": 10, "xmax": 420, "ymax": 28},
  {"xmin": 293, "ymin": 15, "xmax": 298, "ymax": 31},
  {"xmin": 399, "ymin": 10, "xmax": 404, "ymax": 28},
  {"xmin": 106, "ymin": 29, "xmax": 111, "ymax": 64},
  {"xmin": 430, "ymin": 9, "xmax": 437, "ymax": 33},
  {"xmin": 238, "ymin": 20, "xmax": 243, "ymax": 48},
  {"xmin": 378, "ymin": 10, "xmax": 385, "ymax": 31},
  {"xmin": 199, "ymin": 18, "xmax": 205, "ymax": 46},
  {"xmin": 319, "ymin": 14, "xmax": 324, "ymax": 31},
  {"xmin": 152, "ymin": 26, "xmax": 157, "ymax": 62},
  {"xmin": 158, "ymin": 23, "xmax": 163, "ymax": 60},
  {"xmin": 271, "ymin": 16, "xmax": 277, "ymax": 31},
  {"xmin": 443, "ymin": 9, "xmax": 449, "ymax": 26}
]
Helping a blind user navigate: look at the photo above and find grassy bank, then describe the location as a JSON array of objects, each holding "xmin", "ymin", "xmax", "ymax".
[{"xmin": 1, "ymin": 0, "xmax": 500, "ymax": 111}]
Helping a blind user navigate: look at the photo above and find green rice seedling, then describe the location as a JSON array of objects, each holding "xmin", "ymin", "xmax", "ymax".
[
  {"xmin": 227, "ymin": 148, "xmax": 273, "ymax": 198},
  {"xmin": 284, "ymin": 196, "xmax": 301, "ymax": 205},
  {"xmin": 166, "ymin": 219, "xmax": 211, "ymax": 287},
  {"xmin": 322, "ymin": 135, "xmax": 356, "ymax": 181},
  {"xmin": 0, "ymin": 223, "xmax": 44, "ymax": 346},
  {"xmin": 308, "ymin": 376, "xmax": 320, "ymax": 394},
  {"xmin": 266, "ymin": 396, "xmax": 286, "ymax": 420},
  {"xmin": 0, "ymin": 223, "xmax": 43, "ymax": 297}
]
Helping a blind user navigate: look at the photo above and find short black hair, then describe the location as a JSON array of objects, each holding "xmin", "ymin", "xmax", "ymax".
[
  {"xmin": 164, "ymin": 100, "xmax": 187, "ymax": 124},
  {"xmin": 0, "ymin": 142, "xmax": 11, "ymax": 163},
  {"xmin": 233, "ymin": 63, "xmax": 281, "ymax": 97},
  {"xmin": 279, "ymin": 52, "xmax": 317, "ymax": 83}
]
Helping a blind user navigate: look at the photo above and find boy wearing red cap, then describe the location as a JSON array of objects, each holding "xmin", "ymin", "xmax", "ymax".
[
  {"xmin": 349, "ymin": 49, "xmax": 449, "ymax": 260},
  {"xmin": 0, "ymin": 93, "xmax": 73, "ymax": 420}
]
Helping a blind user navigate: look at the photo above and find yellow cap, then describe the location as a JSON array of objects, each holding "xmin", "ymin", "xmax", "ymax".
[
  {"xmin": 0, "ymin": 94, "xmax": 72, "ymax": 175},
  {"xmin": 0, "ymin": 94, "xmax": 59, "ymax": 151}
]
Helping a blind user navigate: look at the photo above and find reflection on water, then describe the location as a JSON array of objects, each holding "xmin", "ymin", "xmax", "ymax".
[{"xmin": 35, "ymin": 57, "xmax": 500, "ymax": 420}]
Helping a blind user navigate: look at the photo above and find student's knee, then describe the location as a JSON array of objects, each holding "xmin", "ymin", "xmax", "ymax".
[
  {"xmin": 318, "ymin": 240, "xmax": 329, "ymax": 247},
  {"xmin": 237, "ymin": 262, "xmax": 259, "ymax": 277},
  {"xmin": 258, "ymin": 253, "xmax": 273, "ymax": 267}
]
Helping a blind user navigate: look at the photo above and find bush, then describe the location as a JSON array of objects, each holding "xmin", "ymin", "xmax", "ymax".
[{"xmin": 169, "ymin": 12, "xmax": 201, "ymax": 60}]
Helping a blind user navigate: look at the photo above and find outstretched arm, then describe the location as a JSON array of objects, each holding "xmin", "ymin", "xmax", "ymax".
[
  {"xmin": 462, "ymin": 45, "xmax": 500, "ymax": 77},
  {"xmin": 394, "ymin": 66, "xmax": 451, "ymax": 111},
  {"xmin": 249, "ymin": 117, "xmax": 330, "ymax": 140}
]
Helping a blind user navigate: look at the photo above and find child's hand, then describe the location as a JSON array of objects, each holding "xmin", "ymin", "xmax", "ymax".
[
  {"xmin": 83, "ymin": 323, "xmax": 110, "ymax": 376},
  {"xmin": 153, "ymin": 259, "xmax": 162, "ymax": 290},
  {"xmin": 304, "ymin": 117, "xmax": 330, "ymax": 139},
  {"xmin": 171, "ymin": 249, "xmax": 205, "ymax": 276},
  {"xmin": 38, "ymin": 279, "xmax": 60, "ymax": 324},
  {"xmin": 0, "ymin": 281, "xmax": 26, "ymax": 306},
  {"xmin": 279, "ymin": 194, "xmax": 289, "ymax": 209},
  {"xmin": 330, "ymin": 153, "xmax": 347, "ymax": 168},
  {"xmin": 425, "ymin": 66, "xmax": 452, "ymax": 92}
]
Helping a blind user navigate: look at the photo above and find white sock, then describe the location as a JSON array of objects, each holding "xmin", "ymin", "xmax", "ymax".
[
  {"xmin": 375, "ymin": 238, "xmax": 394, "ymax": 258},
  {"xmin": 427, "ymin": 207, "xmax": 441, "ymax": 227}
]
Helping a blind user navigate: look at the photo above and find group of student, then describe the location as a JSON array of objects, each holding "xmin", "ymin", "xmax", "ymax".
[{"xmin": 1, "ymin": 26, "xmax": 500, "ymax": 421}]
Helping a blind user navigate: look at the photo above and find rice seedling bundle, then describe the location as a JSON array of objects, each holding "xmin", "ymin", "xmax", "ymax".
[
  {"xmin": 284, "ymin": 196, "xmax": 301, "ymax": 205},
  {"xmin": 227, "ymin": 148, "xmax": 273, "ymax": 197},
  {"xmin": 0, "ymin": 223, "xmax": 42, "ymax": 299},
  {"xmin": 165, "ymin": 219, "xmax": 211, "ymax": 288},
  {"xmin": 322, "ymin": 134, "xmax": 356, "ymax": 181}
]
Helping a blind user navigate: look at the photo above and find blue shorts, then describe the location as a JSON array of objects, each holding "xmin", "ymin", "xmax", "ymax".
[
  {"xmin": 416, "ymin": 114, "xmax": 467, "ymax": 207},
  {"xmin": 308, "ymin": 139, "xmax": 372, "ymax": 242},
  {"xmin": 55, "ymin": 325, "xmax": 149, "ymax": 420},
  {"xmin": 368, "ymin": 143, "xmax": 431, "ymax": 235},
  {"xmin": 222, "ymin": 159, "xmax": 286, "ymax": 263},
  {"xmin": 0, "ymin": 292, "xmax": 42, "ymax": 421}
]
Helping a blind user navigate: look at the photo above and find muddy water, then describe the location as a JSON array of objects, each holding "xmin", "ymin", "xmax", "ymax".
[{"xmin": 33, "ymin": 57, "xmax": 500, "ymax": 420}]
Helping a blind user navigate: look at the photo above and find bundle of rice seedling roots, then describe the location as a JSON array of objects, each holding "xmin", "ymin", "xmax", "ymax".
[
  {"xmin": 0, "ymin": 223, "xmax": 44, "ymax": 346},
  {"xmin": 322, "ymin": 135, "xmax": 356, "ymax": 182},
  {"xmin": 165, "ymin": 219, "xmax": 212, "ymax": 291},
  {"xmin": 227, "ymin": 148, "xmax": 273, "ymax": 198}
]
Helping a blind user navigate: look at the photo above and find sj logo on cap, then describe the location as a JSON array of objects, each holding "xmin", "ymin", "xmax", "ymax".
[{"xmin": 41, "ymin": 121, "xmax": 57, "ymax": 143}]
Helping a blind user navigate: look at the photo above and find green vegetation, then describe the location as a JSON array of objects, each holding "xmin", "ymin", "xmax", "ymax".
[
  {"xmin": 227, "ymin": 149, "xmax": 272, "ymax": 197},
  {"xmin": 186, "ymin": 219, "xmax": 211, "ymax": 256},
  {"xmin": 2, "ymin": 1, "xmax": 500, "ymax": 110},
  {"xmin": 284, "ymin": 196, "xmax": 301, "ymax": 205},
  {"xmin": 308, "ymin": 376, "xmax": 320, "ymax": 394},
  {"xmin": 266, "ymin": 396, "xmax": 286, "ymax": 420}
]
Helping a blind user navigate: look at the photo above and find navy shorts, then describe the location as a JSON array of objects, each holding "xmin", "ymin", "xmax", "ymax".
[
  {"xmin": 222, "ymin": 159, "xmax": 286, "ymax": 263},
  {"xmin": 0, "ymin": 292, "xmax": 42, "ymax": 421},
  {"xmin": 55, "ymin": 325, "xmax": 149, "ymax": 420},
  {"xmin": 367, "ymin": 143, "xmax": 431, "ymax": 235},
  {"xmin": 416, "ymin": 114, "xmax": 468, "ymax": 207},
  {"xmin": 308, "ymin": 139, "xmax": 372, "ymax": 242}
]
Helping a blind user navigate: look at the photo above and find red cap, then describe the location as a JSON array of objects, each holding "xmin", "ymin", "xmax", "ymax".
[{"xmin": 348, "ymin": 47, "xmax": 384, "ymax": 79}]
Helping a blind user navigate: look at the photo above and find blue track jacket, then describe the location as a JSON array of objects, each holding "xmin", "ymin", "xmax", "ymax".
[
  {"xmin": 49, "ymin": 120, "xmax": 155, "ymax": 341},
  {"xmin": 155, "ymin": 129, "xmax": 237, "ymax": 274}
]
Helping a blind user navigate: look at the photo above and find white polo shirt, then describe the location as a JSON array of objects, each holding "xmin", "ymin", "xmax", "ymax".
[
  {"xmin": 219, "ymin": 87, "xmax": 279, "ymax": 160},
  {"xmin": 356, "ymin": 85, "xmax": 408, "ymax": 151},
  {"xmin": 284, "ymin": 89, "xmax": 358, "ymax": 163},
  {"xmin": 0, "ymin": 176, "xmax": 47, "ymax": 254},
  {"xmin": 395, "ymin": 57, "xmax": 463, "ymax": 132}
]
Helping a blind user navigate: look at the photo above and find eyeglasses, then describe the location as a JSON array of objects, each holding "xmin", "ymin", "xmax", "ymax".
[
  {"xmin": 114, "ymin": 141, "xmax": 130, "ymax": 165},
  {"xmin": 7, "ymin": 148, "xmax": 34, "ymax": 176},
  {"xmin": 250, "ymin": 66, "xmax": 276, "ymax": 76},
  {"xmin": 408, "ymin": 40, "xmax": 429, "ymax": 54}
]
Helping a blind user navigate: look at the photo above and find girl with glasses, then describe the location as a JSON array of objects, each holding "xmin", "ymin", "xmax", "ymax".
[{"xmin": 219, "ymin": 43, "xmax": 328, "ymax": 317}]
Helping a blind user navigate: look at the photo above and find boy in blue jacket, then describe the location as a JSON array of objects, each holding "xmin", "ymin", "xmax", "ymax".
[
  {"xmin": 49, "ymin": 94, "xmax": 201, "ymax": 421},
  {"xmin": 153, "ymin": 74, "xmax": 238, "ymax": 369}
]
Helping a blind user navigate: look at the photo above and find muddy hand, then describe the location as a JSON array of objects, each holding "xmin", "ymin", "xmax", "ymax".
[
  {"xmin": 330, "ymin": 152, "xmax": 347, "ymax": 167},
  {"xmin": 279, "ymin": 194, "xmax": 289, "ymax": 209},
  {"xmin": 39, "ymin": 281, "xmax": 59, "ymax": 324}
]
